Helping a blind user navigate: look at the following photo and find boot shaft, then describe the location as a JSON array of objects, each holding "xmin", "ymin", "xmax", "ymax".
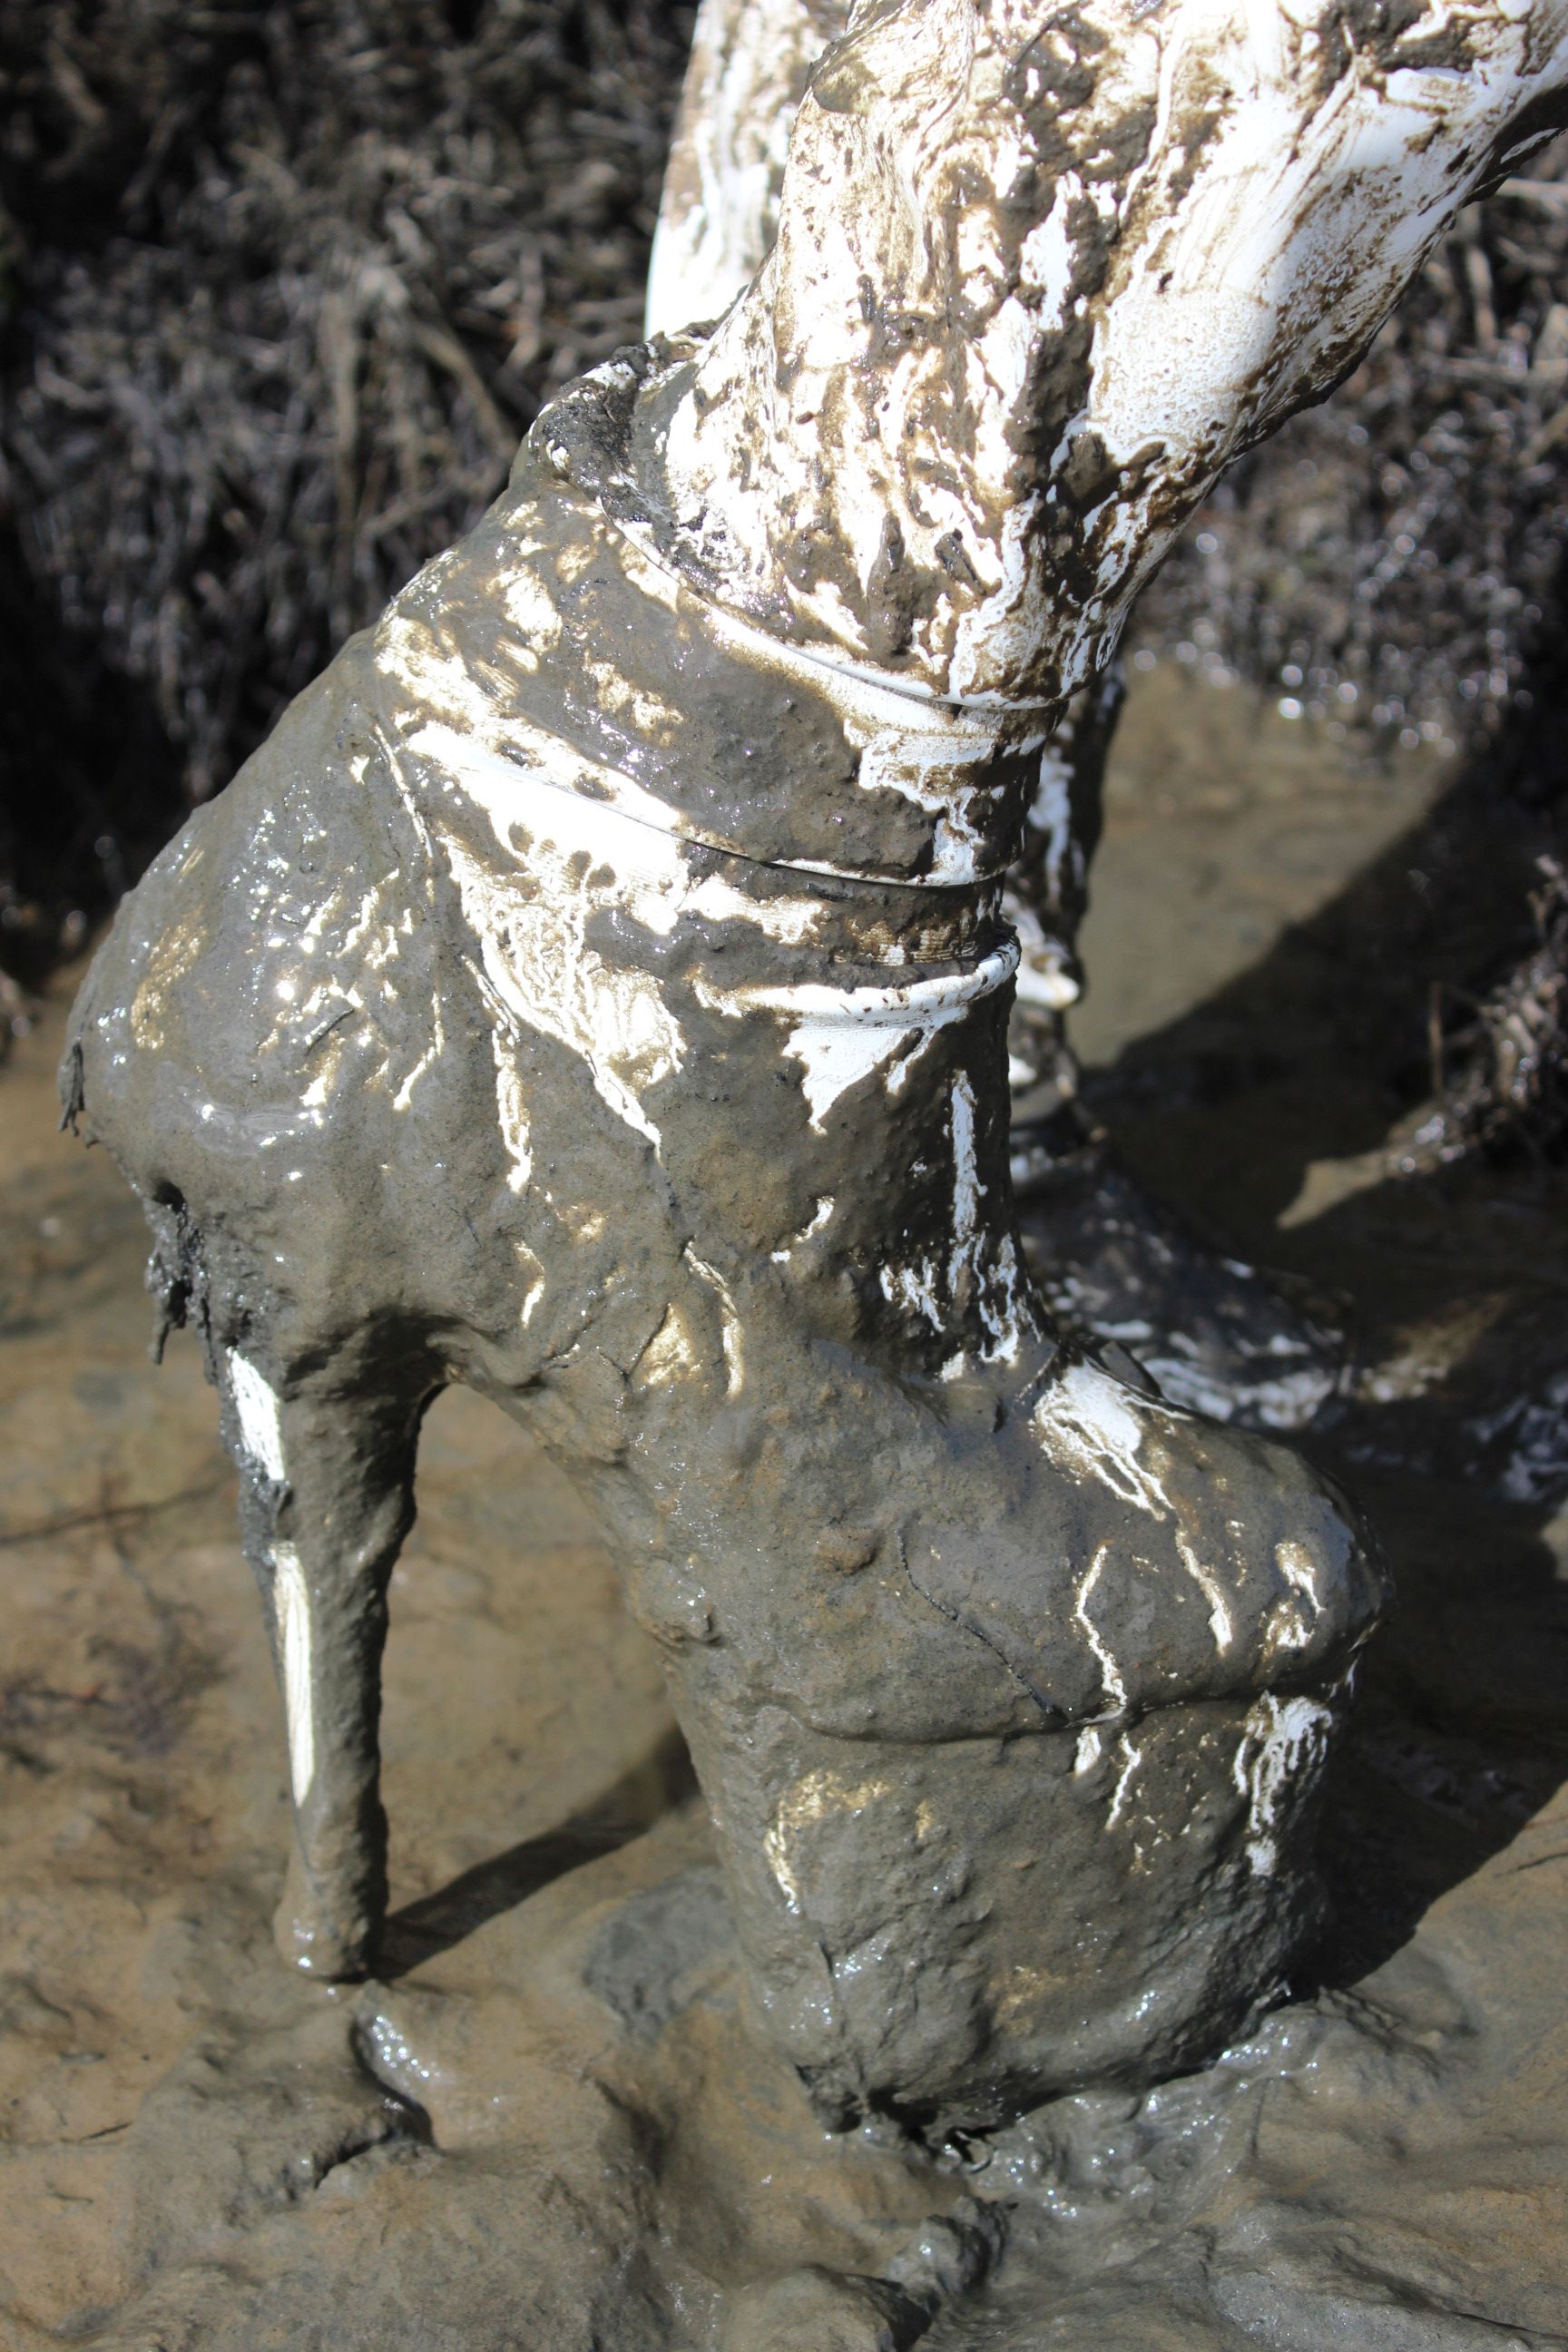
[{"xmin": 371, "ymin": 410, "xmax": 1049, "ymax": 1380}]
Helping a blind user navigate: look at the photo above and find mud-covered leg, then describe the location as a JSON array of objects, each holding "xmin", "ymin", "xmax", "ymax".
[{"xmin": 217, "ymin": 1356, "xmax": 432, "ymax": 1978}]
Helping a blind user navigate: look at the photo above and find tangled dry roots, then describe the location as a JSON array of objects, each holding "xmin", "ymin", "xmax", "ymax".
[{"xmin": 0, "ymin": 0, "xmax": 691, "ymax": 974}]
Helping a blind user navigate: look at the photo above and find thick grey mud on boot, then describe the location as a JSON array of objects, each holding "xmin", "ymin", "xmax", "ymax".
[{"xmin": 60, "ymin": 355, "xmax": 1385, "ymax": 2125}]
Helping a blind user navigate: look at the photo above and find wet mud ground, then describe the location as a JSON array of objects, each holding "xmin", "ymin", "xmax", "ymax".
[{"xmin": 3, "ymin": 666, "xmax": 1566, "ymax": 2347}]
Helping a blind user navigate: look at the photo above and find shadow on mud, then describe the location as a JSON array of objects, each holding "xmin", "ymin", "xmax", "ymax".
[{"xmin": 380, "ymin": 1725, "xmax": 700, "ymax": 1978}]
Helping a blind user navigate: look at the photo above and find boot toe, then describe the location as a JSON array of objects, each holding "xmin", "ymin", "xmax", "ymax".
[{"xmin": 907, "ymin": 1350, "xmax": 1381, "ymax": 1727}]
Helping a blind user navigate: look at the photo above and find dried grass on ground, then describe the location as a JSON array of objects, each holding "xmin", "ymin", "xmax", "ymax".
[{"xmin": 0, "ymin": 0, "xmax": 690, "ymax": 975}]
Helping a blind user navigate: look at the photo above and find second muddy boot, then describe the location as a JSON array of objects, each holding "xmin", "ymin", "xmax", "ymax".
[{"xmin": 1012, "ymin": 1131, "xmax": 1345, "ymax": 1433}]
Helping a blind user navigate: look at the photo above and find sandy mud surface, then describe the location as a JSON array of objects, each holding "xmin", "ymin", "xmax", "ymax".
[{"xmin": 3, "ymin": 669, "xmax": 1565, "ymax": 2347}]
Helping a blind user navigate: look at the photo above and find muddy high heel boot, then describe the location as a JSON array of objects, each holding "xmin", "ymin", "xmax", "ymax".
[
  {"xmin": 63, "ymin": 348, "xmax": 1380, "ymax": 2119},
  {"xmin": 64, "ymin": 0, "xmax": 1559, "ymax": 2124}
]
